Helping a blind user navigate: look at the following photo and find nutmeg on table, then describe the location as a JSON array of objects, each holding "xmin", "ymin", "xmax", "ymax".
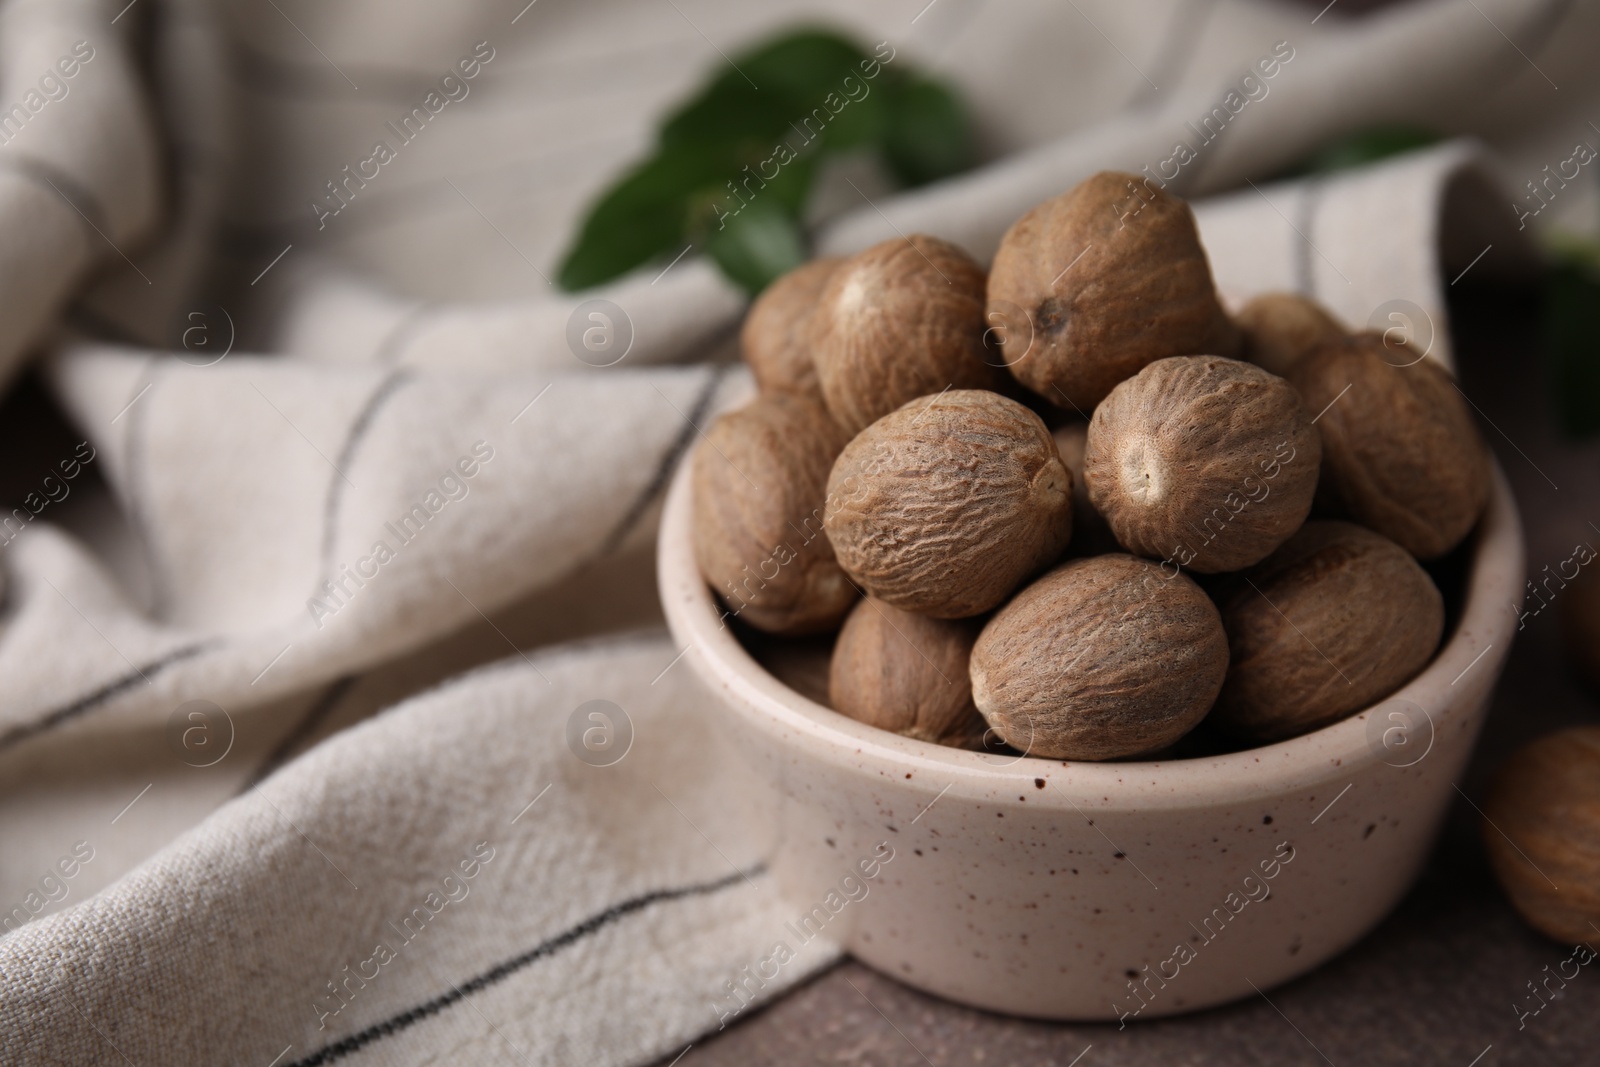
[
  {"xmin": 1482, "ymin": 728, "xmax": 1600, "ymax": 944},
  {"xmin": 695, "ymin": 169, "xmax": 1491, "ymax": 771}
]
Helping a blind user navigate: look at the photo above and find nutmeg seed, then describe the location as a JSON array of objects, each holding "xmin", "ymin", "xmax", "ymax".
[
  {"xmin": 1235, "ymin": 292, "xmax": 1347, "ymax": 380},
  {"xmin": 824, "ymin": 389, "xmax": 1073, "ymax": 618},
  {"xmin": 1483, "ymin": 727, "xmax": 1600, "ymax": 944},
  {"xmin": 1084, "ymin": 356, "xmax": 1321, "ymax": 573},
  {"xmin": 810, "ymin": 235, "xmax": 1000, "ymax": 436},
  {"xmin": 970, "ymin": 554, "xmax": 1228, "ymax": 760},
  {"xmin": 1211, "ymin": 521, "xmax": 1444, "ymax": 742},
  {"xmin": 693, "ymin": 391, "xmax": 857, "ymax": 634},
  {"xmin": 986, "ymin": 170, "xmax": 1240, "ymax": 411},
  {"xmin": 741, "ymin": 257, "xmax": 843, "ymax": 396},
  {"xmin": 830, "ymin": 596, "xmax": 987, "ymax": 746},
  {"xmin": 1289, "ymin": 332, "xmax": 1490, "ymax": 560}
]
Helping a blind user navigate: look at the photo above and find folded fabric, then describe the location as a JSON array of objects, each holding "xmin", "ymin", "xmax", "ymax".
[
  {"xmin": 0, "ymin": 0, "xmax": 1591, "ymax": 1063},
  {"xmin": 1, "ymin": 635, "xmax": 841, "ymax": 1067}
]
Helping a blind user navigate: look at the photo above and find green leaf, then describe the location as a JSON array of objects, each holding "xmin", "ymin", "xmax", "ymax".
[
  {"xmin": 1290, "ymin": 125, "xmax": 1440, "ymax": 177},
  {"xmin": 1544, "ymin": 242, "xmax": 1600, "ymax": 440},
  {"xmin": 684, "ymin": 154, "xmax": 816, "ymax": 239},
  {"xmin": 882, "ymin": 75, "xmax": 973, "ymax": 187},
  {"xmin": 752, "ymin": 153, "xmax": 816, "ymax": 216},
  {"xmin": 557, "ymin": 147, "xmax": 727, "ymax": 290},
  {"xmin": 556, "ymin": 25, "xmax": 976, "ymax": 293},
  {"xmin": 660, "ymin": 76, "xmax": 794, "ymax": 151},
  {"xmin": 738, "ymin": 29, "xmax": 870, "ymax": 106},
  {"xmin": 808, "ymin": 76, "xmax": 889, "ymax": 152},
  {"xmin": 705, "ymin": 199, "xmax": 806, "ymax": 296},
  {"xmin": 661, "ymin": 30, "xmax": 880, "ymax": 155},
  {"xmin": 746, "ymin": 30, "xmax": 883, "ymax": 152}
]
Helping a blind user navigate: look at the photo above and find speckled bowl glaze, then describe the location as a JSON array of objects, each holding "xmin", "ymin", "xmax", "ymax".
[{"xmin": 658, "ymin": 455, "xmax": 1522, "ymax": 1021}]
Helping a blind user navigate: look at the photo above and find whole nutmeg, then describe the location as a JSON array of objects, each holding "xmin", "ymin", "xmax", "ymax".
[
  {"xmin": 829, "ymin": 597, "xmax": 987, "ymax": 747},
  {"xmin": 1483, "ymin": 728, "xmax": 1600, "ymax": 943},
  {"xmin": 824, "ymin": 390, "xmax": 1072, "ymax": 618},
  {"xmin": 1289, "ymin": 332, "xmax": 1490, "ymax": 559},
  {"xmin": 986, "ymin": 170, "xmax": 1240, "ymax": 412},
  {"xmin": 1084, "ymin": 356, "xmax": 1321, "ymax": 573},
  {"xmin": 693, "ymin": 391, "xmax": 857, "ymax": 634},
  {"xmin": 811, "ymin": 234, "xmax": 1000, "ymax": 436},
  {"xmin": 1235, "ymin": 292, "xmax": 1346, "ymax": 380},
  {"xmin": 1211, "ymin": 521, "xmax": 1444, "ymax": 742},
  {"xmin": 741, "ymin": 257, "xmax": 843, "ymax": 396},
  {"xmin": 1051, "ymin": 422, "xmax": 1118, "ymax": 556},
  {"xmin": 969, "ymin": 555, "xmax": 1228, "ymax": 760}
]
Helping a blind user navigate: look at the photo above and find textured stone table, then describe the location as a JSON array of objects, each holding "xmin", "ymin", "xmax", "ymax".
[{"xmin": 664, "ymin": 284, "xmax": 1600, "ymax": 1063}]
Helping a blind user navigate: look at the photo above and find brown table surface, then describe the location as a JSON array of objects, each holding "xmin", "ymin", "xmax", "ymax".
[{"xmin": 659, "ymin": 292, "xmax": 1600, "ymax": 1063}]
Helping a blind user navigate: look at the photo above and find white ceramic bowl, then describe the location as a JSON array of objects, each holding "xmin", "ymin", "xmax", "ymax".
[{"xmin": 659, "ymin": 454, "xmax": 1522, "ymax": 1021}]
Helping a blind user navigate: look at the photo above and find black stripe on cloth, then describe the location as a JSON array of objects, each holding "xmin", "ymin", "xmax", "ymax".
[
  {"xmin": 282, "ymin": 863, "xmax": 766, "ymax": 1067},
  {"xmin": 236, "ymin": 675, "xmax": 358, "ymax": 794},
  {"xmin": 598, "ymin": 362, "xmax": 730, "ymax": 557},
  {"xmin": 0, "ymin": 640, "xmax": 217, "ymax": 752},
  {"xmin": 318, "ymin": 369, "xmax": 413, "ymax": 582}
]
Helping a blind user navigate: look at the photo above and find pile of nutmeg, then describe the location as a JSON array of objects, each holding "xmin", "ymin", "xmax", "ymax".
[{"xmin": 693, "ymin": 171, "xmax": 1490, "ymax": 762}]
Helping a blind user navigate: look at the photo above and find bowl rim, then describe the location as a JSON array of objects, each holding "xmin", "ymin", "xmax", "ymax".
[{"xmin": 659, "ymin": 449, "xmax": 1524, "ymax": 812}]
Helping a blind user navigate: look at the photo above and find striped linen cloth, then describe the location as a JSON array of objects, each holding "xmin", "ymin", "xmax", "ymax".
[{"xmin": 0, "ymin": 0, "xmax": 1593, "ymax": 1063}]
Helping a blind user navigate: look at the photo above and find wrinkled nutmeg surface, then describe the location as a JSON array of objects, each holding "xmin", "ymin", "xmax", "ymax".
[
  {"xmin": 969, "ymin": 554, "xmax": 1228, "ymax": 760},
  {"xmin": 986, "ymin": 170, "xmax": 1240, "ymax": 411},
  {"xmin": 1483, "ymin": 727, "xmax": 1600, "ymax": 944},
  {"xmin": 1212, "ymin": 521, "xmax": 1443, "ymax": 742},
  {"xmin": 830, "ymin": 597, "xmax": 986, "ymax": 746},
  {"xmin": 741, "ymin": 257, "xmax": 842, "ymax": 397},
  {"xmin": 824, "ymin": 389, "xmax": 1072, "ymax": 618},
  {"xmin": 1290, "ymin": 332, "xmax": 1489, "ymax": 559},
  {"xmin": 1085, "ymin": 356, "xmax": 1321, "ymax": 573},
  {"xmin": 1235, "ymin": 292, "xmax": 1346, "ymax": 380},
  {"xmin": 693, "ymin": 391, "xmax": 856, "ymax": 634},
  {"xmin": 811, "ymin": 235, "xmax": 999, "ymax": 436}
]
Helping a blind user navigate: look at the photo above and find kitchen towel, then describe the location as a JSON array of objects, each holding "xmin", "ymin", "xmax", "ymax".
[{"xmin": 0, "ymin": 0, "xmax": 1592, "ymax": 1064}]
